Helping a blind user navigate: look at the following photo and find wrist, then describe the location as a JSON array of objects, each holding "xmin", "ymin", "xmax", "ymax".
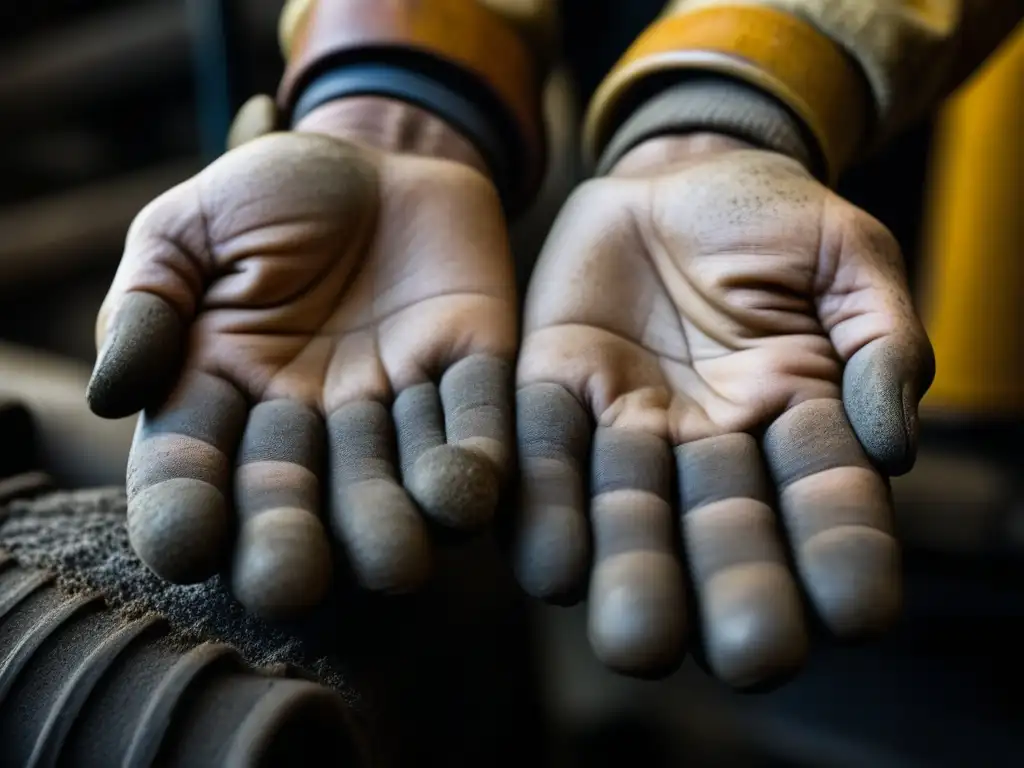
[
  {"xmin": 609, "ymin": 132, "xmax": 759, "ymax": 177},
  {"xmin": 294, "ymin": 96, "xmax": 490, "ymax": 178},
  {"xmin": 596, "ymin": 77, "xmax": 817, "ymax": 179},
  {"xmin": 277, "ymin": 0, "xmax": 545, "ymax": 211}
]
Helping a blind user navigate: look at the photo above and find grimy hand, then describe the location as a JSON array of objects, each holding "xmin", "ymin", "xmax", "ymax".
[
  {"xmin": 513, "ymin": 134, "xmax": 934, "ymax": 685},
  {"xmin": 88, "ymin": 98, "xmax": 517, "ymax": 620}
]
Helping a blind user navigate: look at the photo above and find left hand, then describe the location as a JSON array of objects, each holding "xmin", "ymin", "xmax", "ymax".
[
  {"xmin": 512, "ymin": 133, "xmax": 934, "ymax": 685},
  {"xmin": 88, "ymin": 97, "xmax": 517, "ymax": 619}
]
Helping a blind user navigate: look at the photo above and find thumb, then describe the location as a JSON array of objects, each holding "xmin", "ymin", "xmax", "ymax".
[
  {"xmin": 822, "ymin": 213, "xmax": 936, "ymax": 476},
  {"xmin": 227, "ymin": 94, "xmax": 279, "ymax": 151},
  {"xmin": 842, "ymin": 334, "xmax": 934, "ymax": 476},
  {"xmin": 88, "ymin": 179, "xmax": 208, "ymax": 419}
]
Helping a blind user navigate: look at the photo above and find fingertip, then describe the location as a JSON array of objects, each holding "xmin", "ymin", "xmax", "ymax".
[
  {"xmin": 406, "ymin": 445, "xmax": 499, "ymax": 531},
  {"xmin": 127, "ymin": 477, "xmax": 228, "ymax": 584},
  {"xmin": 891, "ymin": 380, "xmax": 921, "ymax": 476},
  {"xmin": 800, "ymin": 525, "xmax": 902, "ymax": 639},
  {"xmin": 843, "ymin": 337, "xmax": 930, "ymax": 476},
  {"xmin": 88, "ymin": 292, "xmax": 183, "ymax": 419},
  {"xmin": 514, "ymin": 383, "xmax": 592, "ymax": 602},
  {"xmin": 513, "ymin": 500, "xmax": 589, "ymax": 603},
  {"xmin": 587, "ymin": 552, "xmax": 688, "ymax": 679},
  {"xmin": 231, "ymin": 507, "xmax": 333, "ymax": 620},
  {"xmin": 701, "ymin": 563, "xmax": 808, "ymax": 689},
  {"xmin": 335, "ymin": 480, "xmax": 432, "ymax": 594},
  {"xmin": 458, "ymin": 436, "xmax": 510, "ymax": 479}
]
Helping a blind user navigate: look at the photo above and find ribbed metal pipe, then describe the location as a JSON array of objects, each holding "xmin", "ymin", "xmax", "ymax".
[{"xmin": 0, "ymin": 553, "xmax": 364, "ymax": 767}]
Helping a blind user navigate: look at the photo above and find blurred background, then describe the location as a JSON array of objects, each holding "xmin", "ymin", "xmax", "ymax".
[{"xmin": 0, "ymin": 1, "xmax": 1021, "ymax": 766}]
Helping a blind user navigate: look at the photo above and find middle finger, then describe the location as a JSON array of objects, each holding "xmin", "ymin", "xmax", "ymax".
[
  {"xmin": 588, "ymin": 427, "xmax": 687, "ymax": 678},
  {"xmin": 232, "ymin": 399, "xmax": 332, "ymax": 619}
]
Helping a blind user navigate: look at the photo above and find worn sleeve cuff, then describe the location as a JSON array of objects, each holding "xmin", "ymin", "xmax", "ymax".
[
  {"xmin": 596, "ymin": 75, "xmax": 817, "ymax": 177},
  {"xmin": 584, "ymin": 5, "xmax": 871, "ymax": 185}
]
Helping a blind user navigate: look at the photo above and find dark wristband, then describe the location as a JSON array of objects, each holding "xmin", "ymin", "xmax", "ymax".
[{"xmin": 291, "ymin": 63, "xmax": 513, "ymax": 204}]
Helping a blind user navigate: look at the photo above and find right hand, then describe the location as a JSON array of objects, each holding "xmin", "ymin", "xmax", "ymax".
[
  {"xmin": 513, "ymin": 133, "xmax": 934, "ymax": 684},
  {"xmin": 89, "ymin": 98, "xmax": 518, "ymax": 620}
]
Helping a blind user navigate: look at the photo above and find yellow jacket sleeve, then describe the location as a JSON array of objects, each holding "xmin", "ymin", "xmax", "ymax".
[{"xmin": 588, "ymin": 0, "xmax": 1024, "ymax": 180}]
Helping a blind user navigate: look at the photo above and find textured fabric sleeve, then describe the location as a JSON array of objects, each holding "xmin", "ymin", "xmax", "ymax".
[
  {"xmin": 665, "ymin": 0, "xmax": 1024, "ymax": 140},
  {"xmin": 596, "ymin": 76, "xmax": 817, "ymax": 176},
  {"xmin": 586, "ymin": 0, "xmax": 1024, "ymax": 180}
]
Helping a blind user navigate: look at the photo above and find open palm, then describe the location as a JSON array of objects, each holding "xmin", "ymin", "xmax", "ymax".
[
  {"xmin": 91, "ymin": 131, "xmax": 517, "ymax": 619},
  {"xmin": 514, "ymin": 138, "xmax": 933, "ymax": 685}
]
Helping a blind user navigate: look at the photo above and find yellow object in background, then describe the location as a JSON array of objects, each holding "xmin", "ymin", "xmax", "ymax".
[{"xmin": 919, "ymin": 27, "xmax": 1023, "ymax": 416}]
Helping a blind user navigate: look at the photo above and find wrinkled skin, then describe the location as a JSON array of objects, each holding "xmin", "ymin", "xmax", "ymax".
[
  {"xmin": 91, "ymin": 95, "xmax": 932, "ymax": 690},
  {"xmin": 513, "ymin": 134, "xmax": 934, "ymax": 685},
  {"xmin": 88, "ymin": 100, "xmax": 517, "ymax": 619}
]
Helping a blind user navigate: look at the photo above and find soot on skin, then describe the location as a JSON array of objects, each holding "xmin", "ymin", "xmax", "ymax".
[
  {"xmin": 676, "ymin": 434, "xmax": 808, "ymax": 689},
  {"xmin": 87, "ymin": 292, "xmax": 183, "ymax": 420},
  {"xmin": 843, "ymin": 336, "xmax": 934, "ymax": 476},
  {"xmin": 232, "ymin": 400, "xmax": 333, "ymax": 620},
  {"xmin": 406, "ymin": 446, "xmax": 499, "ymax": 530},
  {"xmin": 327, "ymin": 401, "xmax": 431, "ymax": 594},
  {"xmin": 588, "ymin": 428, "xmax": 687, "ymax": 677},
  {"xmin": 763, "ymin": 399, "xmax": 902, "ymax": 638},
  {"xmin": 396, "ymin": 356, "xmax": 512, "ymax": 531},
  {"xmin": 127, "ymin": 373, "xmax": 248, "ymax": 586},
  {"xmin": 513, "ymin": 383, "xmax": 592, "ymax": 602},
  {"xmin": 127, "ymin": 478, "xmax": 229, "ymax": 585}
]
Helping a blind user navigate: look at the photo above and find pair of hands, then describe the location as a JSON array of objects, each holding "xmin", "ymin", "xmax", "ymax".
[{"xmin": 89, "ymin": 97, "xmax": 933, "ymax": 687}]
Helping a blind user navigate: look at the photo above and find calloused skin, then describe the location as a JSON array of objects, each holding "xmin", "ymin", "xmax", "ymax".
[
  {"xmin": 88, "ymin": 98, "xmax": 518, "ymax": 619},
  {"xmin": 513, "ymin": 133, "xmax": 934, "ymax": 685}
]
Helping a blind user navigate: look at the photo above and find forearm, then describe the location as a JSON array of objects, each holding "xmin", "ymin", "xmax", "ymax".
[
  {"xmin": 276, "ymin": 0, "xmax": 556, "ymax": 211},
  {"xmin": 589, "ymin": 0, "xmax": 1024, "ymax": 182}
]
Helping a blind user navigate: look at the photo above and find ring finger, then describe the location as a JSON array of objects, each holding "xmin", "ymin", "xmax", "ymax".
[
  {"xmin": 587, "ymin": 427, "xmax": 687, "ymax": 678},
  {"xmin": 677, "ymin": 433, "xmax": 807, "ymax": 689}
]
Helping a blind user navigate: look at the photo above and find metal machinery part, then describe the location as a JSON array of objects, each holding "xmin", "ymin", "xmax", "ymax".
[
  {"xmin": 0, "ymin": 552, "xmax": 364, "ymax": 767},
  {"xmin": 0, "ymin": 401, "xmax": 365, "ymax": 767}
]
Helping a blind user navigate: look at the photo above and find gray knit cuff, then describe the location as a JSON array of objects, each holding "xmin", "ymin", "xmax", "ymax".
[{"xmin": 596, "ymin": 76, "xmax": 819, "ymax": 177}]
